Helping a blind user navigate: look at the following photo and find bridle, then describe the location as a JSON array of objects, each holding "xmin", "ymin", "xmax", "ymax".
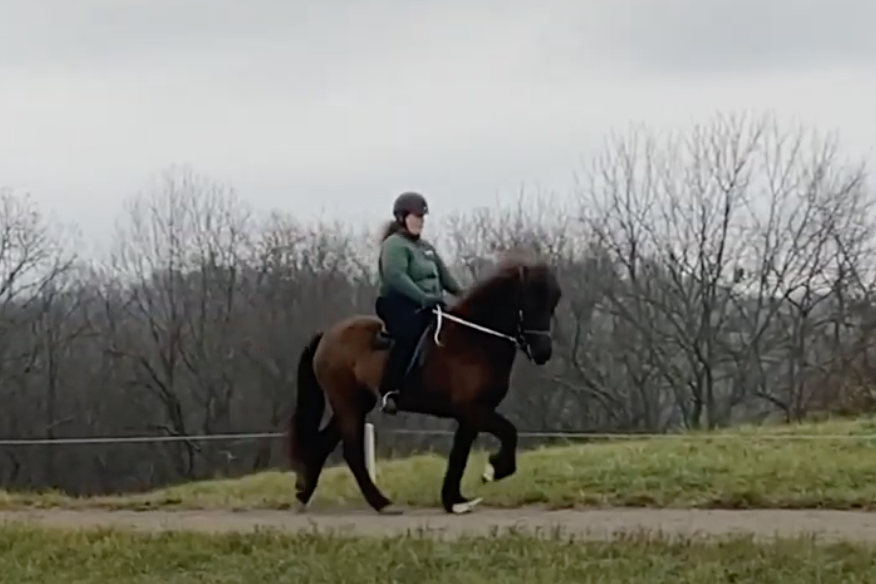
[
  {"xmin": 430, "ymin": 267, "xmax": 552, "ymax": 361},
  {"xmin": 432, "ymin": 308, "xmax": 551, "ymax": 361}
]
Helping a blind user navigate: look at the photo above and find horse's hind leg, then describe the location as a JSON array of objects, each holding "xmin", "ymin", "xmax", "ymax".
[
  {"xmin": 336, "ymin": 402, "xmax": 400, "ymax": 514},
  {"xmin": 294, "ymin": 415, "xmax": 342, "ymax": 511}
]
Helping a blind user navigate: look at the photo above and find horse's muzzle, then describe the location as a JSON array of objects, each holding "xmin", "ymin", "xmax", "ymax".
[{"xmin": 528, "ymin": 337, "xmax": 553, "ymax": 365}]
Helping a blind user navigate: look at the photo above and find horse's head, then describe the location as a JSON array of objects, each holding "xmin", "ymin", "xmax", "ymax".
[
  {"xmin": 456, "ymin": 256, "xmax": 562, "ymax": 366},
  {"xmin": 511, "ymin": 261, "xmax": 562, "ymax": 365}
]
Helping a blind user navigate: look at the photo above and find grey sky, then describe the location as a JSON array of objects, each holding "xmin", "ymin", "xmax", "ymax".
[{"xmin": 1, "ymin": 0, "xmax": 874, "ymax": 248}]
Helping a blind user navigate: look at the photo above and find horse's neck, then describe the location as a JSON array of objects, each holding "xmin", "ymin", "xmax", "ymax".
[
  {"xmin": 451, "ymin": 288, "xmax": 517, "ymax": 341},
  {"xmin": 448, "ymin": 299, "xmax": 519, "ymax": 374}
]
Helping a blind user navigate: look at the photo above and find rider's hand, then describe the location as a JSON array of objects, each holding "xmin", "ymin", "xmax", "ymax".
[{"xmin": 424, "ymin": 296, "xmax": 448, "ymax": 310}]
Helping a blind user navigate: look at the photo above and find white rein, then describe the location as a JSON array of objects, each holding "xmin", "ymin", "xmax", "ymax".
[{"xmin": 431, "ymin": 306, "xmax": 517, "ymax": 347}]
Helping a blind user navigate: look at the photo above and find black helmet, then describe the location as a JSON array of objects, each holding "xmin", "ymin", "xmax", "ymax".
[{"xmin": 392, "ymin": 191, "xmax": 429, "ymax": 218}]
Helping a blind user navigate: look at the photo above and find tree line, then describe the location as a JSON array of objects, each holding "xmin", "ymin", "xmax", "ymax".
[{"xmin": 3, "ymin": 112, "xmax": 876, "ymax": 495}]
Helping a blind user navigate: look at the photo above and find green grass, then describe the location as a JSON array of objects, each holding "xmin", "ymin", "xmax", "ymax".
[
  {"xmin": 6, "ymin": 417, "xmax": 876, "ymax": 511},
  {"xmin": 1, "ymin": 524, "xmax": 876, "ymax": 584}
]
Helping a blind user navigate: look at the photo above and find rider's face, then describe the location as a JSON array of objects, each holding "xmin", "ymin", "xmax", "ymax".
[{"xmin": 405, "ymin": 213, "xmax": 425, "ymax": 235}]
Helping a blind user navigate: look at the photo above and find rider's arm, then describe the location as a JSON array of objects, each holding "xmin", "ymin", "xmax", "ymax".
[
  {"xmin": 380, "ymin": 237, "xmax": 433, "ymax": 305},
  {"xmin": 435, "ymin": 251, "xmax": 463, "ymax": 296}
]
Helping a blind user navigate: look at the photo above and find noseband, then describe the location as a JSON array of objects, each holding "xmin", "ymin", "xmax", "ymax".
[{"xmin": 512, "ymin": 308, "xmax": 553, "ymax": 361}]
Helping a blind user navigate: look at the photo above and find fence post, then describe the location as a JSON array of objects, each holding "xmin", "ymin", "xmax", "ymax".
[{"xmin": 364, "ymin": 422, "xmax": 376, "ymax": 482}]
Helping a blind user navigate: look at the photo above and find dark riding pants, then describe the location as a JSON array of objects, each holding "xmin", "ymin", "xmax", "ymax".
[{"xmin": 375, "ymin": 292, "xmax": 432, "ymax": 395}]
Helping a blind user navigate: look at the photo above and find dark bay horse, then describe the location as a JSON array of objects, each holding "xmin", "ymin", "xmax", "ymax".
[{"xmin": 287, "ymin": 257, "xmax": 562, "ymax": 514}]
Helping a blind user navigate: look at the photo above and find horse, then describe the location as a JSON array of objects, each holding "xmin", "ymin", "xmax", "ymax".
[{"xmin": 287, "ymin": 256, "xmax": 563, "ymax": 515}]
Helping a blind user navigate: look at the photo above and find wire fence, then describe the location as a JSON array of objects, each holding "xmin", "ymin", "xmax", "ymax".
[{"xmin": 2, "ymin": 428, "xmax": 876, "ymax": 446}]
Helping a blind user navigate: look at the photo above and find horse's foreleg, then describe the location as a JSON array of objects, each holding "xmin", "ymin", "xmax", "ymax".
[
  {"xmin": 441, "ymin": 422, "xmax": 479, "ymax": 514},
  {"xmin": 478, "ymin": 409, "xmax": 519, "ymax": 484}
]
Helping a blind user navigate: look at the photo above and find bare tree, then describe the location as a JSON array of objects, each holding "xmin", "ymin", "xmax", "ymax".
[
  {"xmin": 577, "ymin": 112, "xmax": 874, "ymax": 428},
  {"xmin": 238, "ymin": 212, "xmax": 370, "ymax": 467},
  {"xmin": 0, "ymin": 189, "xmax": 78, "ymax": 434},
  {"xmin": 101, "ymin": 167, "xmax": 252, "ymax": 478}
]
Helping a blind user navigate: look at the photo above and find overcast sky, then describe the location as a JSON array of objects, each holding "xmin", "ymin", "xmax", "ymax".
[{"xmin": 1, "ymin": 0, "xmax": 874, "ymax": 247}]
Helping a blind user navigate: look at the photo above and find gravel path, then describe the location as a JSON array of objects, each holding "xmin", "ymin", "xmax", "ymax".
[{"xmin": 4, "ymin": 507, "xmax": 876, "ymax": 542}]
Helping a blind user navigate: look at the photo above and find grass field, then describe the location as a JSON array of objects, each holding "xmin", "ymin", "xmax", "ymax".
[
  {"xmin": 1, "ymin": 524, "xmax": 875, "ymax": 584},
  {"xmin": 5, "ymin": 417, "xmax": 876, "ymax": 511}
]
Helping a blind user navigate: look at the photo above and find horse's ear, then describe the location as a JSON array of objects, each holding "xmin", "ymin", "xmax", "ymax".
[{"xmin": 518, "ymin": 264, "xmax": 528, "ymax": 283}]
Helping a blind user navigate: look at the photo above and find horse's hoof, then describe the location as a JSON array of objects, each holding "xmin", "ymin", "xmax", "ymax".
[
  {"xmin": 450, "ymin": 497, "xmax": 482, "ymax": 514},
  {"xmin": 294, "ymin": 500, "xmax": 309, "ymax": 514},
  {"xmin": 482, "ymin": 462, "xmax": 495, "ymax": 483},
  {"xmin": 377, "ymin": 503, "xmax": 405, "ymax": 515}
]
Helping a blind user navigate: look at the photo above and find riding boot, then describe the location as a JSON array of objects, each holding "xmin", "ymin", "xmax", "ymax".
[{"xmin": 378, "ymin": 341, "xmax": 408, "ymax": 414}]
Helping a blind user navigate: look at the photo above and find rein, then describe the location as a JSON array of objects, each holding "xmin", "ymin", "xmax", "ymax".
[{"xmin": 431, "ymin": 307, "xmax": 550, "ymax": 361}]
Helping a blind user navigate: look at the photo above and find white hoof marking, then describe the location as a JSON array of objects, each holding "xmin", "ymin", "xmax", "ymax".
[{"xmin": 451, "ymin": 497, "xmax": 483, "ymax": 514}]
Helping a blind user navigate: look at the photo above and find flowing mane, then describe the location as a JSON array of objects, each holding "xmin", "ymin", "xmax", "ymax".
[
  {"xmin": 455, "ymin": 260, "xmax": 522, "ymax": 309},
  {"xmin": 453, "ymin": 255, "xmax": 552, "ymax": 318}
]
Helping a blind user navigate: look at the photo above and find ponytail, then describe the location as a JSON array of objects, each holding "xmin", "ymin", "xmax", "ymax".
[{"xmin": 378, "ymin": 219, "xmax": 403, "ymax": 243}]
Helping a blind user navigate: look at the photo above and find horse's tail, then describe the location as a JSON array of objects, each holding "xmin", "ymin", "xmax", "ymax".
[{"xmin": 288, "ymin": 331, "xmax": 326, "ymax": 468}]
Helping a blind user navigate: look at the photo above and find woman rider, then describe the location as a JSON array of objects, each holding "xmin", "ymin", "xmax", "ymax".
[{"xmin": 375, "ymin": 191, "xmax": 463, "ymax": 414}]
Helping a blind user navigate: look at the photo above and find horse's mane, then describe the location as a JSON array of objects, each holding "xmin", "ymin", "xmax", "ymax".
[{"xmin": 455, "ymin": 254, "xmax": 551, "ymax": 312}]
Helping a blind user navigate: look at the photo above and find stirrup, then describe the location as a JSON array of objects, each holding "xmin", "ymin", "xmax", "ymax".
[{"xmin": 380, "ymin": 391, "xmax": 399, "ymax": 413}]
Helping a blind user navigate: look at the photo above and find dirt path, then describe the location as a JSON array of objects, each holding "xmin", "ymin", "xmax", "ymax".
[{"xmin": 4, "ymin": 507, "xmax": 876, "ymax": 542}]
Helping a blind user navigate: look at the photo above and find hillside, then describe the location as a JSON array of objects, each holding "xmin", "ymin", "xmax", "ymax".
[{"xmin": 5, "ymin": 417, "xmax": 876, "ymax": 511}]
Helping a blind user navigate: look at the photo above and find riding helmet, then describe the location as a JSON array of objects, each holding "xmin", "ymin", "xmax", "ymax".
[{"xmin": 392, "ymin": 192, "xmax": 429, "ymax": 219}]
